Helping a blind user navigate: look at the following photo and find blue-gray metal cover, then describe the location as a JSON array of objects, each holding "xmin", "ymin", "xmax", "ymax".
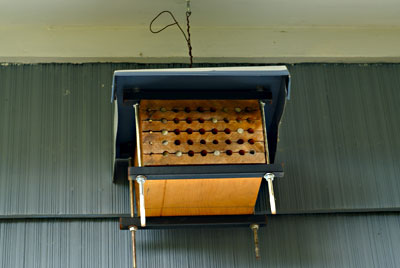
[{"xmin": 111, "ymin": 66, "xmax": 290, "ymax": 160}]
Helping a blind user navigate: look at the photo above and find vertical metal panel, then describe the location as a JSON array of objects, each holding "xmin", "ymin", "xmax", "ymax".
[
  {"xmin": 0, "ymin": 64, "xmax": 400, "ymax": 216},
  {"xmin": 275, "ymin": 64, "xmax": 400, "ymax": 213},
  {"xmin": 1, "ymin": 214, "xmax": 400, "ymax": 268}
]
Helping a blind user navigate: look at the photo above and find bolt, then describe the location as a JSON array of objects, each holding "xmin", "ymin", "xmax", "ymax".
[{"xmin": 250, "ymin": 224, "xmax": 260, "ymax": 260}]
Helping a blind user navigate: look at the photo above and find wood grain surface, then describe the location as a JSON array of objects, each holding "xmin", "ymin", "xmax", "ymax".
[
  {"xmin": 135, "ymin": 177, "xmax": 262, "ymax": 217},
  {"xmin": 139, "ymin": 99, "xmax": 267, "ymax": 166}
]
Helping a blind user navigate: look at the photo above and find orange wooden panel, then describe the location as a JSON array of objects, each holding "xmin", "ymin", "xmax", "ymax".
[
  {"xmin": 141, "ymin": 119, "xmax": 263, "ymax": 131},
  {"xmin": 142, "ymin": 131, "xmax": 264, "ymax": 144},
  {"xmin": 136, "ymin": 177, "xmax": 262, "ymax": 217},
  {"xmin": 142, "ymin": 141, "xmax": 265, "ymax": 154},
  {"xmin": 143, "ymin": 152, "xmax": 265, "ymax": 166},
  {"xmin": 140, "ymin": 100, "xmax": 261, "ymax": 121}
]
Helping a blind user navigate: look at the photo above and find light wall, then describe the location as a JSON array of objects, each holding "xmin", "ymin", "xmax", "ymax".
[{"xmin": 1, "ymin": 0, "xmax": 400, "ymax": 63}]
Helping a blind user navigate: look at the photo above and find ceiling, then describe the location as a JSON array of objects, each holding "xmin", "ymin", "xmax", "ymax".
[
  {"xmin": 1, "ymin": 0, "xmax": 399, "ymax": 62},
  {"xmin": 1, "ymin": 0, "xmax": 400, "ymax": 28}
]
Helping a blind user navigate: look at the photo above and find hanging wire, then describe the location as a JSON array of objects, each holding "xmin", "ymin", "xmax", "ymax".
[{"xmin": 149, "ymin": 2, "xmax": 193, "ymax": 67}]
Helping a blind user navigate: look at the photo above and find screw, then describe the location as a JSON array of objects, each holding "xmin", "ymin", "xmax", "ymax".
[
  {"xmin": 176, "ymin": 151, "xmax": 182, "ymax": 157},
  {"xmin": 160, "ymin": 107, "xmax": 167, "ymax": 112},
  {"xmin": 162, "ymin": 140, "xmax": 168, "ymax": 145},
  {"xmin": 211, "ymin": 117, "xmax": 218, "ymax": 123},
  {"xmin": 235, "ymin": 107, "xmax": 242, "ymax": 113},
  {"xmin": 214, "ymin": 150, "xmax": 220, "ymax": 156},
  {"xmin": 237, "ymin": 128, "xmax": 244, "ymax": 134},
  {"xmin": 162, "ymin": 130, "xmax": 168, "ymax": 135},
  {"xmin": 250, "ymin": 224, "xmax": 260, "ymax": 260},
  {"xmin": 161, "ymin": 118, "xmax": 168, "ymax": 124}
]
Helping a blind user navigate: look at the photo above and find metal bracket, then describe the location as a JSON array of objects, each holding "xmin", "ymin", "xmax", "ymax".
[
  {"xmin": 264, "ymin": 173, "xmax": 276, "ymax": 214},
  {"xmin": 120, "ymin": 215, "xmax": 267, "ymax": 230},
  {"xmin": 136, "ymin": 175, "xmax": 147, "ymax": 227}
]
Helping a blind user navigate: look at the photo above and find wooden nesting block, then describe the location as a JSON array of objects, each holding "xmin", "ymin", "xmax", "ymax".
[
  {"xmin": 134, "ymin": 177, "xmax": 263, "ymax": 217},
  {"xmin": 139, "ymin": 99, "xmax": 267, "ymax": 166}
]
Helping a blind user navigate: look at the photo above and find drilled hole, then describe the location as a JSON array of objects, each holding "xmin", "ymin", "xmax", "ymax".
[
  {"xmin": 245, "ymin": 107, "xmax": 252, "ymax": 112},
  {"xmin": 236, "ymin": 118, "xmax": 242, "ymax": 123},
  {"xmin": 174, "ymin": 140, "xmax": 181, "ymax": 145},
  {"xmin": 200, "ymin": 139, "xmax": 206, "ymax": 144},
  {"xmin": 225, "ymin": 139, "xmax": 232, "ymax": 145},
  {"xmin": 173, "ymin": 118, "xmax": 180, "ymax": 124},
  {"xmin": 201, "ymin": 150, "xmax": 207, "ymax": 156},
  {"xmin": 224, "ymin": 128, "xmax": 231, "ymax": 134},
  {"xmin": 187, "ymin": 139, "xmax": 194, "ymax": 145},
  {"xmin": 186, "ymin": 117, "xmax": 193, "ymax": 124},
  {"xmin": 197, "ymin": 107, "xmax": 205, "ymax": 113},
  {"xmin": 211, "ymin": 128, "xmax": 218, "ymax": 134},
  {"xmin": 239, "ymin": 150, "xmax": 245, "ymax": 155},
  {"xmin": 188, "ymin": 150, "xmax": 195, "ymax": 157},
  {"xmin": 185, "ymin": 107, "xmax": 191, "ymax": 113},
  {"xmin": 248, "ymin": 139, "xmax": 255, "ymax": 145},
  {"xmin": 247, "ymin": 118, "xmax": 253, "ymax": 123},
  {"xmin": 210, "ymin": 107, "xmax": 217, "ymax": 112},
  {"xmin": 186, "ymin": 128, "xmax": 193, "ymax": 134},
  {"xmin": 213, "ymin": 140, "xmax": 219, "ymax": 144},
  {"xmin": 198, "ymin": 118, "xmax": 205, "ymax": 123},
  {"xmin": 226, "ymin": 150, "xmax": 233, "ymax": 156},
  {"xmin": 250, "ymin": 150, "xmax": 256, "ymax": 155},
  {"xmin": 174, "ymin": 129, "xmax": 180, "ymax": 135},
  {"xmin": 172, "ymin": 108, "xmax": 179, "ymax": 113},
  {"xmin": 237, "ymin": 139, "xmax": 244, "ymax": 144},
  {"xmin": 199, "ymin": 128, "xmax": 206, "ymax": 134},
  {"xmin": 248, "ymin": 128, "xmax": 254, "ymax": 134},
  {"xmin": 223, "ymin": 118, "xmax": 230, "ymax": 123}
]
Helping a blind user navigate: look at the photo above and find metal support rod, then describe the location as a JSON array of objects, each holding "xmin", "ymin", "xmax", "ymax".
[
  {"xmin": 136, "ymin": 175, "xmax": 147, "ymax": 227},
  {"xmin": 133, "ymin": 103, "xmax": 142, "ymax": 167},
  {"xmin": 264, "ymin": 173, "xmax": 276, "ymax": 214},
  {"xmin": 130, "ymin": 226, "xmax": 138, "ymax": 268},
  {"xmin": 129, "ymin": 180, "xmax": 135, "ymax": 218},
  {"xmin": 259, "ymin": 101, "xmax": 270, "ymax": 164},
  {"xmin": 131, "ymin": 103, "xmax": 143, "ymax": 268},
  {"xmin": 250, "ymin": 224, "xmax": 260, "ymax": 259}
]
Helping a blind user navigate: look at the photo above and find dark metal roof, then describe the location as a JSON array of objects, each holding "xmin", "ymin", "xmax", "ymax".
[{"xmin": 0, "ymin": 63, "xmax": 399, "ymax": 217}]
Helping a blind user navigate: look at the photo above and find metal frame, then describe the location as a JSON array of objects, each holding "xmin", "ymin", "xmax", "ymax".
[
  {"xmin": 120, "ymin": 215, "xmax": 267, "ymax": 230},
  {"xmin": 129, "ymin": 164, "xmax": 284, "ymax": 180}
]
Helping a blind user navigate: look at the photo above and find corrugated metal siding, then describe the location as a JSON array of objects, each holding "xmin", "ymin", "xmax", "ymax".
[
  {"xmin": 1, "ymin": 213, "xmax": 400, "ymax": 268},
  {"xmin": 0, "ymin": 64, "xmax": 400, "ymax": 216}
]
